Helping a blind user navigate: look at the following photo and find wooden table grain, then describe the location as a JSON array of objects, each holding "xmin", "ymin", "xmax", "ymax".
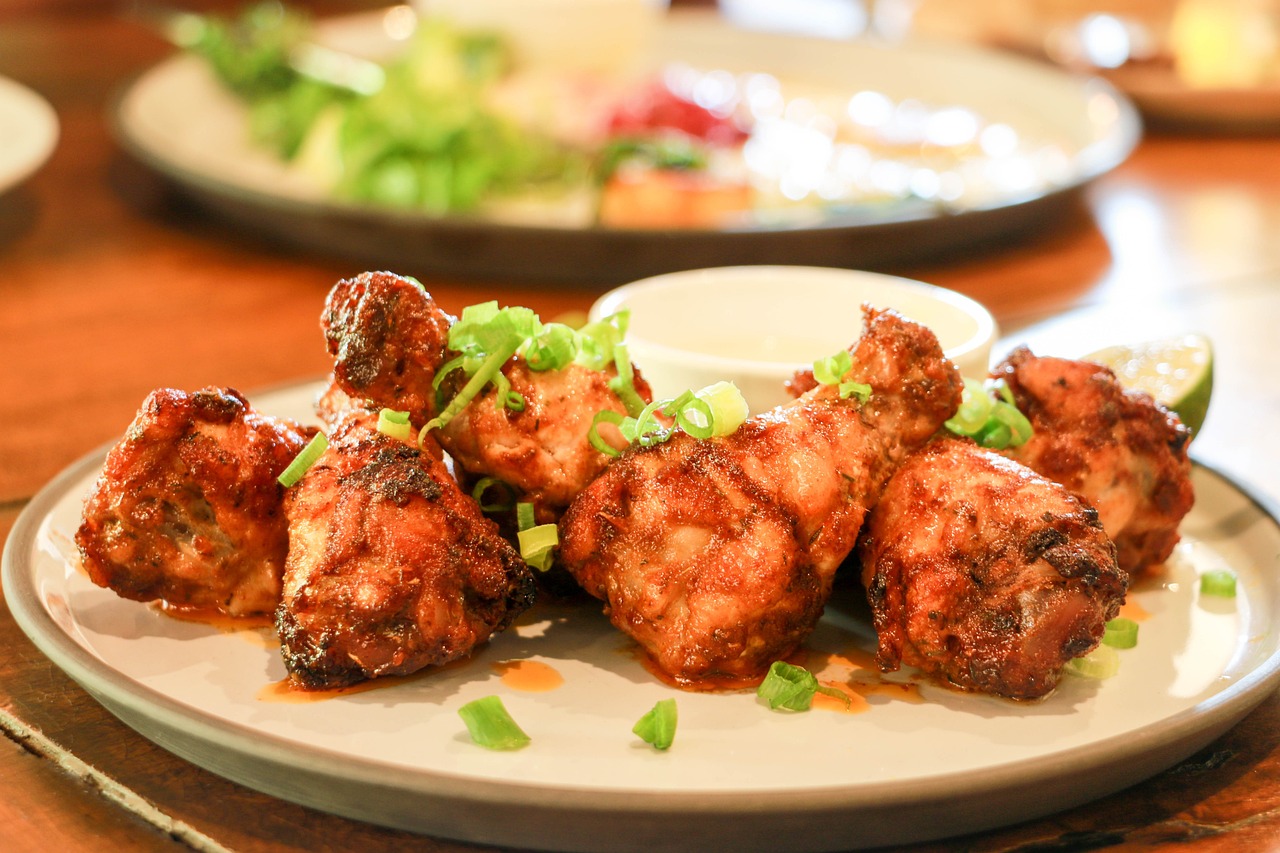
[{"xmin": 2, "ymin": 2, "xmax": 1279, "ymax": 850}]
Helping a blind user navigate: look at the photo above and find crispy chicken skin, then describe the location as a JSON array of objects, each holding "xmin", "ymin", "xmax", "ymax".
[
  {"xmin": 557, "ymin": 308, "xmax": 963, "ymax": 688},
  {"xmin": 322, "ymin": 270, "xmax": 454, "ymax": 427},
  {"xmin": 321, "ymin": 269, "xmax": 650, "ymax": 522},
  {"xmin": 860, "ymin": 438, "xmax": 1126, "ymax": 700},
  {"xmin": 277, "ymin": 411, "xmax": 536, "ymax": 689},
  {"xmin": 75, "ymin": 387, "xmax": 314, "ymax": 616},
  {"xmin": 993, "ymin": 347, "xmax": 1194, "ymax": 578}
]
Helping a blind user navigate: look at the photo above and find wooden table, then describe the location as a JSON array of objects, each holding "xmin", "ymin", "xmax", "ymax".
[{"xmin": 2, "ymin": 2, "xmax": 1279, "ymax": 850}]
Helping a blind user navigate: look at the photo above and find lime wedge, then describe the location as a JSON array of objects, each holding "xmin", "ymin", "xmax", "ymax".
[{"xmin": 1085, "ymin": 334, "xmax": 1213, "ymax": 435}]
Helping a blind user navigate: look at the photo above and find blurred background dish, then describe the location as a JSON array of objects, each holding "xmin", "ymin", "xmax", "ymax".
[
  {"xmin": 912, "ymin": 0, "xmax": 1280, "ymax": 131},
  {"xmin": 0, "ymin": 76, "xmax": 59, "ymax": 196},
  {"xmin": 111, "ymin": 4, "xmax": 1140, "ymax": 284},
  {"xmin": 589, "ymin": 265, "xmax": 997, "ymax": 411}
]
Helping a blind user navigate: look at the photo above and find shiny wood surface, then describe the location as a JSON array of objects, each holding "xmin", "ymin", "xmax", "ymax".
[{"xmin": 2, "ymin": 2, "xmax": 1279, "ymax": 850}]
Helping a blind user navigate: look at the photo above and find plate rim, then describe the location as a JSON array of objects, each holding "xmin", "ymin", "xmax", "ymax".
[{"xmin": 4, "ymin": 380, "xmax": 1279, "ymax": 850}]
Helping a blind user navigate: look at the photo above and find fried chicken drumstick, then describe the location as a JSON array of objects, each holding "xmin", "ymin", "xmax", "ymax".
[
  {"xmin": 860, "ymin": 437, "xmax": 1126, "ymax": 700},
  {"xmin": 75, "ymin": 387, "xmax": 315, "ymax": 616},
  {"xmin": 277, "ymin": 411, "xmax": 536, "ymax": 689},
  {"xmin": 321, "ymin": 270, "xmax": 650, "ymax": 522},
  {"xmin": 557, "ymin": 308, "xmax": 963, "ymax": 688},
  {"xmin": 993, "ymin": 347, "xmax": 1194, "ymax": 578}
]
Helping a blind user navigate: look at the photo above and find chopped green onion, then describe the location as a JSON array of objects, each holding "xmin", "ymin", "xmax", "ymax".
[
  {"xmin": 516, "ymin": 501, "xmax": 557, "ymax": 571},
  {"xmin": 1200, "ymin": 569, "xmax": 1237, "ymax": 598},
  {"xmin": 694, "ymin": 381, "xmax": 749, "ymax": 436},
  {"xmin": 471, "ymin": 476, "xmax": 516, "ymax": 513},
  {"xmin": 839, "ymin": 381, "xmax": 872, "ymax": 402},
  {"xmin": 457, "ymin": 695, "xmax": 530, "ymax": 750},
  {"xmin": 277, "ymin": 431, "xmax": 328, "ymax": 487},
  {"xmin": 376, "ymin": 408, "xmax": 412, "ymax": 441},
  {"xmin": 588, "ymin": 410, "xmax": 628, "ymax": 457},
  {"xmin": 1102, "ymin": 617, "xmax": 1139, "ymax": 649},
  {"xmin": 669, "ymin": 393, "xmax": 714, "ymax": 440},
  {"xmin": 812, "ymin": 350, "xmax": 852, "ymax": 386},
  {"xmin": 607, "ymin": 342, "xmax": 648, "ymax": 417},
  {"xmin": 524, "ymin": 322, "xmax": 579, "ymax": 371},
  {"xmin": 1064, "ymin": 644, "xmax": 1120, "ymax": 680},
  {"xmin": 632, "ymin": 698, "xmax": 677, "ymax": 750},
  {"xmin": 946, "ymin": 378, "xmax": 1033, "ymax": 450},
  {"xmin": 756, "ymin": 661, "xmax": 849, "ymax": 712}
]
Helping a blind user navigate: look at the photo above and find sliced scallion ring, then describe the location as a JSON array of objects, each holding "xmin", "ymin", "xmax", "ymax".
[
  {"xmin": 632, "ymin": 698, "xmax": 677, "ymax": 750},
  {"xmin": 376, "ymin": 408, "xmax": 412, "ymax": 441},
  {"xmin": 277, "ymin": 431, "xmax": 328, "ymax": 487},
  {"xmin": 756, "ymin": 661, "xmax": 849, "ymax": 711},
  {"xmin": 1200, "ymin": 569, "xmax": 1237, "ymax": 598},
  {"xmin": 1064, "ymin": 644, "xmax": 1120, "ymax": 680},
  {"xmin": 457, "ymin": 695, "xmax": 530, "ymax": 751},
  {"xmin": 1102, "ymin": 617, "xmax": 1139, "ymax": 649}
]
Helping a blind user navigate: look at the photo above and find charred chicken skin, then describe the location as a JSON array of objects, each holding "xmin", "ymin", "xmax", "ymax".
[
  {"xmin": 860, "ymin": 437, "xmax": 1126, "ymax": 700},
  {"xmin": 75, "ymin": 387, "xmax": 314, "ymax": 616},
  {"xmin": 277, "ymin": 411, "xmax": 536, "ymax": 689},
  {"xmin": 557, "ymin": 308, "xmax": 963, "ymax": 688},
  {"xmin": 993, "ymin": 347, "xmax": 1194, "ymax": 578},
  {"xmin": 321, "ymin": 269, "xmax": 649, "ymax": 522}
]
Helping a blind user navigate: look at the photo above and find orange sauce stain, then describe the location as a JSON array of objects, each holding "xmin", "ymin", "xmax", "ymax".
[
  {"xmin": 153, "ymin": 601, "xmax": 274, "ymax": 631},
  {"xmin": 1118, "ymin": 599, "xmax": 1152, "ymax": 622},
  {"xmin": 493, "ymin": 659, "xmax": 564, "ymax": 692},
  {"xmin": 812, "ymin": 681, "xmax": 870, "ymax": 714},
  {"xmin": 848, "ymin": 678, "xmax": 926, "ymax": 704},
  {"xmin": 256, "ymin": 665, "xmax": 451, "ymax": 703}
]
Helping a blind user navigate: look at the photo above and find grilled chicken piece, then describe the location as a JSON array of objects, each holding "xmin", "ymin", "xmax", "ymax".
[
  {"xmin": 322, "ymin": 270, "xmax": 455, "ymax": 427},
  {"xmin": 75, "ymin": 387, "xmax": 314, "ymax": 616},
  {"xmin": 557, "ymin": 308, "xmax": 963, "ymax": 688},
  {"xmin": 321, "ymin": 270, "xmax": 649, "ymax": 523},
  {"xmin": 993, "ymin": 347, "xmax": 1194, "ymax": 578},
  {"xmin": 277, "ymin": 411, "xmax": 536, "ymax": 689},
  {"xmin": 860, "ymin": 438, "xmax": 1126, "ymax": 700}
]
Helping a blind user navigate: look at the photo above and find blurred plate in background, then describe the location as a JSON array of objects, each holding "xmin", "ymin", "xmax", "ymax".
[
  {"xmin": 0, "ymin": 76, "xmax": 59, "ymax": 196},
  {"xmin": 112, "ymin": 8, "xmax": 1140, "ymax": 284}
]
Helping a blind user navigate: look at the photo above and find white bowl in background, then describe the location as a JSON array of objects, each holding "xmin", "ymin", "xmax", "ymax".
[{"xmin": 590, "ymin": 265, "xmax": 998, "ymax": 413}]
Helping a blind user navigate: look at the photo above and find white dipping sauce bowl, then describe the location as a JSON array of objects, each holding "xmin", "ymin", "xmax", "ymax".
[{"xmin": 589, "ymin": 265, "xmax": 998, "ymax": 414}]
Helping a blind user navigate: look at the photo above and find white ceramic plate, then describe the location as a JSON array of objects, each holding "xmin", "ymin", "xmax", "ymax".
[
  {"xmin": 0, "ymin": 76, "xmax": 58, "ymax": 195},
  {"xmin": 110, "ymin": 9, "xmax": 1140, "ymax": 283},
  {"xmin": 5, "ymin": 380, "xmax": 1280, "ymax": 852}
]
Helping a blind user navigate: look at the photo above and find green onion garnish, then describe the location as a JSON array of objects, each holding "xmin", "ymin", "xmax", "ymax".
[
  {"xmin": 457, "ymin": 695, "xmax": 530, "ymax": 751},
  {"xmin": 471, "ymin": 476, "xmax": 516, "ymax": 513},
  {"xmin": 632, "ymin": 698, "xmax": 677, "ymax": 750},
  {"xmin": 1102, "ymin": 617, "xmax": 1139, "ymax": 649},
  {"xmin": 756, "ymin": 661, "xmax": 849, "ymax": 712},
  {"xmin": 376, "ymin": 408, "xmax": 412, "ymax": 441},
  {"xmin": 277, "ymin": 431, "xmax": 328, "ymax": 487},
  {"xmin": 812, "ymin": 350, "xmax": 852, "ymax": 385},
  {"xmin": 694, "ymin": 381, "xmax": 749, "ymax": 436},
  {"xmin": 587, "ymin": 381, "xmax": 749, "ymax": 456},
  {"xmin": 812, "ymin": 351, "xmax": 871, "ymax": 401},
  {"xmin": 945, "ymin": 378, "xmax": 1033, "ymax": 449},
  {"xmin": 515, "ymin": 501, "xmax": 558, "ymax": 571},
  {"xmin": 1200, "ymin": 569, "xmax": 1238, "ymax": 598},
  {"xmin": 422, "ymin": 303, "xmax": 637, "ymax": 435},
  {"xmin": 1064, "ymin": 644, "xmax": 1120, "ymax": 680}
]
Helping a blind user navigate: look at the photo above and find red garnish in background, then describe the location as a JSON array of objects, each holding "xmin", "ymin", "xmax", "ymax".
[{"xmin": 607, "ymin": 80, "xmax": 748, "ymax": 146}]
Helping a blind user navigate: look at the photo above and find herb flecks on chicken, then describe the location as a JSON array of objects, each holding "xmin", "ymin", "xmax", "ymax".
[
  {"xmin": 860, "ymin": 437, "xmax": 1126, "ymax": 700},
  {"xmin": 277, "ymin": 411, "xmax": 535, "ymax": 689},
  {"xmin": 557, "ymin": 307, "xmax": 963, "ymax": 689},
  {"xmin": 75, "ymin": 387, "xmax": 315, "ymax": 616},
  {"xmin": 994, "ymin": 347, "xmax": 1194, "ymax": 579}
]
